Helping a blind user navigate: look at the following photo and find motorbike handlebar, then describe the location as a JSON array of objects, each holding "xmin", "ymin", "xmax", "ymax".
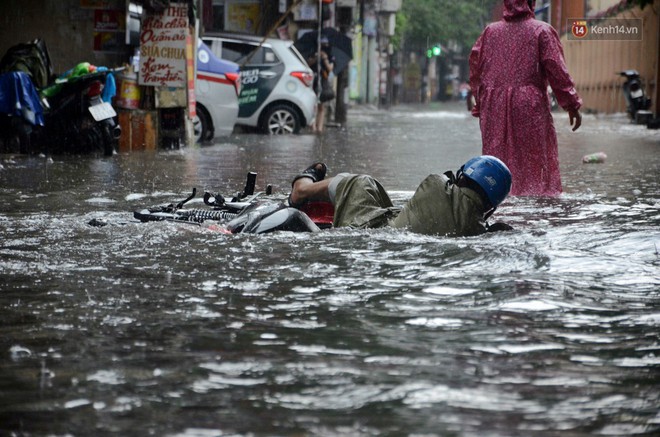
[{"xmin": 53, "ymin": 66, "xmax": 126, "ymax": 85}]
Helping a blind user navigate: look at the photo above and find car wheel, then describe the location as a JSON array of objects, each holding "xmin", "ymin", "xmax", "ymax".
[
  {"xmin": 261, "ymin": 104, "xmax": 300, "ymax": 135},
  {"xmin": 193, "ymin": 105, "xmax": 214, "ymax": 143}
]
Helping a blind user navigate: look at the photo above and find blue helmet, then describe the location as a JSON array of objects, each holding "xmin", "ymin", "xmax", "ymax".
[{"xmin": 459, "ymin": 155, "xmax": 512, "ymax": 209}]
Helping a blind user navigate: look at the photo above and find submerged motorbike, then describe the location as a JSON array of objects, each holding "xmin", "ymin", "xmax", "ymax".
[
  {"xmin": 0, "ymin": 39, "xmax": 121, "ymax": 155},
  {"xmin": 126, "ymin": 172, "xmax": 334, "ymax": 234},
  {"xmin": 619, "ymin": 70, "xmax": 652, "ymax": 124}
]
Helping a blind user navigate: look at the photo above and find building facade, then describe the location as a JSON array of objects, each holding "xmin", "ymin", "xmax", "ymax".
[{"xmin": 0, "ymin": 0, "xmax": 402, "ymax": 129}]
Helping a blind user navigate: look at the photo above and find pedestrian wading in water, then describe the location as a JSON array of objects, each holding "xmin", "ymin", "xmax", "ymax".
[
  {"xmin": 469, "ymin": 0, "xmax": 582, "ymax": 196},
  {"xmin": 289, "ymin": 156, "xmax": 513, "ymax": 237},
  {"xmin": 306, "ymin": 36, "xmax": 335, "ymax": 133}
]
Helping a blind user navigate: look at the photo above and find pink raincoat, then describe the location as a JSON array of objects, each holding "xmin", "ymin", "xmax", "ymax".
[{"xmin": 469, "ymin": 0, "xmax": 582, "ymax": 196}]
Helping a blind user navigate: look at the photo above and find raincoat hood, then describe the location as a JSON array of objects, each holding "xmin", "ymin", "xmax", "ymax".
[{"xmin": 503, "ymin": 0, "xmax": 535, "ymax": 21}]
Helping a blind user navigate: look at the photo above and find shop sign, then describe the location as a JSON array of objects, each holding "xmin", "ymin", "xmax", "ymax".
[
  {"xmin": 138, "ymin": 3, "xmax": 188, "ymax": 87},
  {"xmin": 294, "ymin": 0, "xmax": 318, "ymax": 21},
  {"xmin": 94, "ymin": 9, "xmax": 124, "ymax": 31},
  {"xmin": 93, "ymin": 8, "xmax": 125, "ymax": 53}
]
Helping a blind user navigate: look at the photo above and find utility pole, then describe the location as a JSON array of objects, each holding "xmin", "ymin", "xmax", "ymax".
[{"xmin": 334, "ymin": 6, "xmax": 351, "ymax": 125}]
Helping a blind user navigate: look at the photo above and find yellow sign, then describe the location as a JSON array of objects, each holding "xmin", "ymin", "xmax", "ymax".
[{"xmin": 226, "ymin": 3, "xmax": 260, "ymax": 33}]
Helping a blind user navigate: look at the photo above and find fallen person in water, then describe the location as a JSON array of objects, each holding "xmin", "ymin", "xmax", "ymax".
[{"xmin": 289, "ymin": 156, "xmax": 513, "ymax": 236}]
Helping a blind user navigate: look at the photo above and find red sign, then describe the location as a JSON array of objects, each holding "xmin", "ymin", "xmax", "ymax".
[
  {"xmin": 571, "ymin": 20, "xmax": 588, "ymax": 39},
  {"xmin": 186, "ymin": 33, "xmax": 196, "ymax": 118}
]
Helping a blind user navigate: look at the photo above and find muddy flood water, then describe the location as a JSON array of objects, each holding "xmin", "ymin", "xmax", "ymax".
[{"xmin": 1, "ymin": 103, "xmax": 659, "ymax": 436}]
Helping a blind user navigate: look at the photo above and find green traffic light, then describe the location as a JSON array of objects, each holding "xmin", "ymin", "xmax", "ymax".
[
  {"xmin": 432, "ymin": 45, "xmax": 441, "ymax": 56},
  {"xmin": 426, "ymin": 49, "xmax": 432, "ymax": 58}
]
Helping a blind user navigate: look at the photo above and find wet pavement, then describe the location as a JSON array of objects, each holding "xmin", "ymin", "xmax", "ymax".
[{"xmin": 0, "ymin": 101, "xmax": 659, "ymax": 436}]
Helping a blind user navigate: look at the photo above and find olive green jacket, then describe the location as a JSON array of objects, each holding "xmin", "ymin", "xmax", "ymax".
[{"xmin": 333, "ymin": 174, "xmax": 487, "ymax": 237}]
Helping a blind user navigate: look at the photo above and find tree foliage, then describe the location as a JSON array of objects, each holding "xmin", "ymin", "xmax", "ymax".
[
  {"xmin": 392, "ymin": 0, "xmax": 657, "ymax": 54},
  {"xmin": 394, "ymin": 0, "xmax": 500, "ymax": 54},
  {"xmin": 631, "ymin": 0, "xmax": 654, "ymax": 9}
]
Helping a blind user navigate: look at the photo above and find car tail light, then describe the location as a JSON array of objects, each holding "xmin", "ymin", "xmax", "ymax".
[
  {"xmin": 87, "ymin": 80, "xmax": 103, "ymax": 97},
  {"xmin": 290, "ymin": 71, "xmax": 314, "ymax": 88},
  {"xmin": 225, "ymin": 72, "xmax": 241, "ymax": 96}
]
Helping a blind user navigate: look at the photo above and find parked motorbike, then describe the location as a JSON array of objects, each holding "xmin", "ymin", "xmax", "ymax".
[
  {"xmin": 0, "ymin": 39, "xmax": 52, "ymax": 154},
  {"xmin": 40, "ymin": 64, "xmax": 122, "ymax": 156},
  {"xmin": 0, "ymin": 71, "xmax": 45, "ymax": 154},
  {"xmin": 619, "ymin": 70, "xmax": 652, "ymax": 123},
  {"xmin": 0, "ymin": 39, "xmax": 122, "ymax": 155}
]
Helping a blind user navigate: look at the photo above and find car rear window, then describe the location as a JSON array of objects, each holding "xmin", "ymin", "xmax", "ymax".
[
  {"xmin": 222, "ymin": 42, "xmax": 279, "ymax": 66},
  {"xmin": 289, "ymin": 44, "xmax": 309, "ymax": 67}
]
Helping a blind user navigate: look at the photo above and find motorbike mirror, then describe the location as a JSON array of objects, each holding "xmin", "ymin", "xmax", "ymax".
[{"xmin": 619, "ymin": 70, "xmax": 639, "ymax": 77}]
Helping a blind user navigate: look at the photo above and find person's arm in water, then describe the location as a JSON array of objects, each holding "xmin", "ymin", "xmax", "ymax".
[{"xmin": 486, "ymin": 222, "xmax": 513, "ymax": 232}]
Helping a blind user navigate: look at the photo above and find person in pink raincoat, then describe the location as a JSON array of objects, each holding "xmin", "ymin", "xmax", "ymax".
[{"xmin": 469, "ymin": 0, "xmax": 582, "ymax": 196}]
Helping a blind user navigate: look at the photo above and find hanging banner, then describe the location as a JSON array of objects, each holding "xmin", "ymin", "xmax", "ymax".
[{"xmin": 139, "ymin": 3, "xmax": 188, "ymax": 87}]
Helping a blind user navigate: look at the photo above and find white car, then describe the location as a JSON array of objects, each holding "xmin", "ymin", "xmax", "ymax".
[
  {"xmin": 194, "ymin": 40, "xmax": 241, "ymax": 142},
  {"xmin": 201, "ymin": 33, "xmax": 317, "ymax": 134}
]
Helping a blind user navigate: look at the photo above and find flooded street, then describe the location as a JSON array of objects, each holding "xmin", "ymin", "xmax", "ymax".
[{"xmin": 1, "ymin": 102, "xmax": 659, "ymax": 436}]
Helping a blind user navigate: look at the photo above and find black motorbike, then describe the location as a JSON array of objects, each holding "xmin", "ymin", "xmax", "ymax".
[
  {"xmin": 0, "ymin": 71, "xmax": 44, "ymax": 154},
  {"xmin": 0, "ymin": 39, "xmax": 52, "ymax": 154},
  {"xmin": 126, "ymin": 172, "xmax": 334, "ymax": 234},
  {"xmin": 619, "ymin": 70, "xmax": 652, "ymax": 123},
  {"xmin": 0, "ymin": 39, "xmax": 121, "ymax": 155},
  {"xmin": 40, "ymin": 68, "xmax": 122, "ymax": 156}
]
